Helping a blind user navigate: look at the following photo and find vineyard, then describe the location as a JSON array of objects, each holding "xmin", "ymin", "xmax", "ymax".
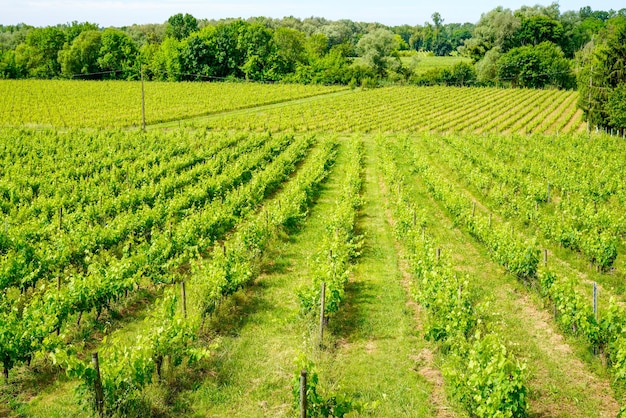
[{"xmin": 0, "ymin": 80, "xmax": 624, "ymax": 417}]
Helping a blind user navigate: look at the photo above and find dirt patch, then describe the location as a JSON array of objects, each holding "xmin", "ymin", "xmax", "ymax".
[
  {"xmin": 413, "ymin": 349, "xmax": 456, "ymax": 418},
  {"xmin": 379, "ymin": 174, "xmax": 453, "ymax": 416},
  {"xmin": 513, "ymin": 293, "xmax": 620, "ymax": 416}
]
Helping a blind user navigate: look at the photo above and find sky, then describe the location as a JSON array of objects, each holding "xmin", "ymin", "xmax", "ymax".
[{"xmin": 1, "ymin": 0, "xmax": 624, "ymax": 27}]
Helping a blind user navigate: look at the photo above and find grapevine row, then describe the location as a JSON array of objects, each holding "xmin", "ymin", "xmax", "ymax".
[
  {"xmin": 0, "ymin": 134, "xmax": 314, "ymax": 380},
  {"xmin": 299, "ymin": 137, "xmax": 364, "ymax": 319},
  {"xmin": 399, "ymin": 133, "xmax": 626, "ymax": 396},
  {"xmin": 52, "ymin": 137, "xmax": 338, "ymax": 415},
  {"xmin": 377, "ymin": 137, "xmax": 528, "ymax": 417}
]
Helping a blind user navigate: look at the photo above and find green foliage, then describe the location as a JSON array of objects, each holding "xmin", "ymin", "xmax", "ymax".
[
  {"xmin": 459, "ymin": 7, "xmax": 520, "ymax": 61},
  {"xmin": 292, "ymin": 359, "xmax": 361, "ymax": 417},
  {"xmin": 13, "ymin": 134, "xmax": 337, "ymax": 415},
  {"xmin": 165, "ymin": 13, "xmax": 198, "ymax": 41},
  {"xmin": 0, "ymin": 6, "xmax": 619, "ymax": 87},
  {"xmin": 606, "ymin": 82, "xmax": 626, "ymax": 130},
  {"xmin": 476, "ymin": 46, "xmax": 502, "ymax": 83},
  {"xmin": 299, "ymin": 139, "xmax": 363, "ymax": 318},
  {"xmin": 58, "ymin": 30, "xmax": 102, "ymax": 77},
  {"xmin": 410, "ymin": 130, "xmax": 626, "ymax": 392},
  {"xmin": 518, "ymin": 15, "xmax": 563, "ymax": 46},
  {"xmin": 410, "ymin": 61, "xmax": 477, "ymax": 86},
  {"xmin": 378, "ymin": 136, "xmax": 528, "ymax": 417},
  {"xmin": 497, "ymin": 41, "xmax": 574, "ymax": 89},
  {"xmin": 412, "ymin": 153, "xmax": 540, "ymax": 281},
  {"xmin": 356, "ymin": 29, "xmax": 400, "ymax": 76},
  {"xmin": 430, "ymin": 132, "xmax": 622, "ymax": 270},
  {"xmin": 14, "ymin": 26, "xmax": 65, "ymax": 78},
  {"xmin": 577, "ymin": 16, "xmax": 626, "ymax": 129},
  {"xmin": 149, "ymin": 36, "xmax": 181, "ymax": 81},
  {"xmin": 98, "ymin": 28, "xmax": 139, "ymax": 79},
  {"xmin": 0, "ymin": 80, "xmax": 344, "ymax": 128},
  {"xmin": 448, "ymin": 333, "xmax": 527, "ymax": 417}
]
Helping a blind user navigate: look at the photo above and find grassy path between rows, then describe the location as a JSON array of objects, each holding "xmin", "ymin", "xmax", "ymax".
[
  {"xmin": 180, "ymin": 136, "xmax": 446, "ymax": 416},
  {"xmin": 315, "ymin": 136, "xmax": 450, "ymax": 416},
  {"xmin": 395, "ymin": 138, "xmax": 619, "ymax": 417},
  {"xmin": 173, "ymin": 139, "xmax": 353, "ymax": 416}
]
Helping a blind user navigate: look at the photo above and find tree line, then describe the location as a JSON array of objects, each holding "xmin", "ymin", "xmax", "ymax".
[
  {"xmin": 0, "ymin": 4, "xmax": 624, "ymax": 131},
  {"xmin": 0, "ymin": 15, "xmax": 468, "ymax": 85}
]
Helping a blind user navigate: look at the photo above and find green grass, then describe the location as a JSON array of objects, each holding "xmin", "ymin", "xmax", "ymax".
[
  {"xmin": 312, "ymin": 136, "xmax": 444, "ymax": 416},
  {"xmin": 400, "ymin": 54, "xmax": 472, "ymax": 74},
  {"xmin": 1, "ymin": 83, "xmax": 618, "ymax": 417},
  {"xmin": 388, "ymin": 135, "xmax": 620, "ymax": 417},
  {"xmin": 162, "ymin": 139, "xmax": 353, "ymax": 416},
  {"xmin": 170, "ymin": 136, "xmax": 440, "ymax": 416}
]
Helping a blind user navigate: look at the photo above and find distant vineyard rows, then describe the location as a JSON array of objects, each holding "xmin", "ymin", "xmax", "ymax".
[
  {"xmin": 0, "ymin": 80, "xmax": 344, "ymax": 128},
  {"xmin": 0, "ymin": 80, "xmax": 585, "ymax": 134},
  {"xmin": 203, "ymin": 85, "xmax": 585, "ymax": 135}
]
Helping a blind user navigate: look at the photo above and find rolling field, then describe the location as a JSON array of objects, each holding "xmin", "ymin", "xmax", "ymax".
[{"xmin": 0, "ymin": 80, "xmax": 623, "ymax": 417}]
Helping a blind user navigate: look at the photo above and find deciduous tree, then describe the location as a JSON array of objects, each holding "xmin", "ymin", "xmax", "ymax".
[{"xmin": 356, "ymin": 28, "xmax": 399, "ymax": 76}]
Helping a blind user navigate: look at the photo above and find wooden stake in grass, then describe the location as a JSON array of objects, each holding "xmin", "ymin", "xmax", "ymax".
[
  {"xmin": 300, "ymin": 369, "xmax": 307, "ymax": 418},
  {"xmin": 59, "ymin": 207, "xmax": 63, "ymax": 230},
  {"xmin": 181, "ymin": 281, "xmax": 187, "ymax": 319},
  {"xmin": 544, "ymin": 249, "xmax": 548, "ymax": 267},
  {"xmin": 547, "ymin": 182, "xmax": 551, "ymax": 203},
  {"xmin": 92, "ymin": 352, "xmax": 104, "ymax": 416},
  {"xmin": 436, "ymin": 248, "xmax": 441, "ymax": 262},
  {"xmin": 319, "ymin": 282, "xmax": 326, "ymax": 348},
  {"xmin": 593, "ymin": 282, "xmax": 597, "ymax": 320}
]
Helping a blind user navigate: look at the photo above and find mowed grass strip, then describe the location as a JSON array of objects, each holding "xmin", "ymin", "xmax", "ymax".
[
  {"xmin": 166, "ymin": 138, "xmax": 349, "ymax": 416},
  {"xmin": 391, "ymin": 135, "xmax": 619, "ymax": 417},
  {"xmin": 315, "ymin": 136, "xmax": 444, "ymax": 416}
]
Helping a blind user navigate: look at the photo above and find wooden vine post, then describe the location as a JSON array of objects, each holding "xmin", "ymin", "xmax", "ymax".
[
  {"xmin": 181, "ymin": 281, "xmax": 187, "ymax": 319},
  {"xmin": 319, "ymin": 282, "xmax": 326, "ymax": 347},
  {"xmin": 300, "ymin": 369, "xmax": 307, "ymax": 418},
  {"xmin": 593, "ymin": 282, "xmax": 598, "ymax": 354},
  {"xmin": 593, "ymin": 282, "xmax": 597, "ymax": 320},
  {"xmin": 92, "ymin": 352, "xmax": 104, "ymax": 416}
]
